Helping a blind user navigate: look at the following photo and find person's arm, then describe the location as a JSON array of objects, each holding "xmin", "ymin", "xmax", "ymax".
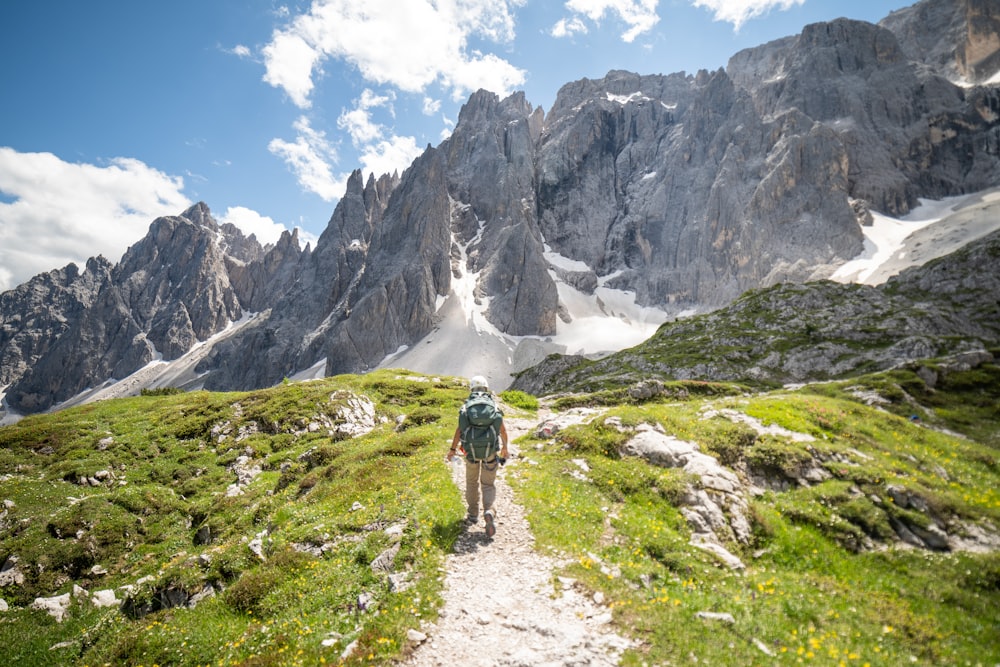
[
  {"xmin": 499, "ymin": 421, "xmax": 509, "ymax": 459},
  {"xmin": 447, "ymin": 426, "xmax": 461, "ymax": 461}
]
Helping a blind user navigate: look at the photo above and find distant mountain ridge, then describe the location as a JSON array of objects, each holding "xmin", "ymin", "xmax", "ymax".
[{"xmin": 2, "ymin": 0, "xmax": 1000, "ymax": 416}]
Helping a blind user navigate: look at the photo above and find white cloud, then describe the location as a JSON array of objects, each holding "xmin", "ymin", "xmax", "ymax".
[
  {"xmin": 690, "ymin": 0, "xmax": 804, "ymax": 31},
  {"xmin": 358, "ymin": 135, "xmax": 423, "ymax": 180},
  {"xmin": 268, "ymin": 116, "xmax": 347, "ymax": 201},
  {"xmin": 337, "ymin": 89, "xmax": 394, "ymax": 146},
  {"xmin": 551, "ymin": 17, "xmax": 589, "ymax": 38},
  {"xmin": 262, "ymin": 0, "xmax": 526, "ymax": 108},
  {"xmin": 231, "ymin": 44, "xmax": 252, "ymax": 59},
  {"xmin": 341, "ymin": 93, "xmax": 425, "ymax": 178},
  {"xmin": 441, "ymin": 51, "xmax": 527, "ymax": 101},
  {"xmin": 0, "ymin": 147, "xmax": 190, "ymax": 291},
  {"xmin": 561, "ymin": 0, "xmax": 660, "ymax": 42},
  {"xmin": 262, "ymin": 31, "xmax": 322, "ymax": 107},
  {"xmin": 218, "ymin": 206, "xmax": 289, "ymax": 246},
  {"xmin": 440, "ymin": 113, "xmax": 457, "ymax": 141},
  {"xmin": 423, "ymin": 97, "xmax": 442, "ymax": 115},
  {"xmin": 275, "ymin": 87, "xmax": 426, "ymax": 200}
]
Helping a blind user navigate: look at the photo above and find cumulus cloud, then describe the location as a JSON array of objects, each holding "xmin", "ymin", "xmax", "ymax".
[
  {"xmin": 423, "ymin": 97, "xmax": 442, "ymax": 116},
  {"xmin": 262, "ymin": 31, "xmax": 322, "ymax": 107},
  {"xmin": 691, "ymin": 0, "xmax": 805, "ymax": 31},
  {"xmin": 218, "ymin": 206, "xmax": 289, "ymax": 246},
  {"xmin": 551, "ymin": 17, "xmax": 589, "ymax": 38},
  {"xmin": 268, "ymin": 116, "xmax": 347, "ymax": 201},
  {"xmin": 358, "ymin": 135, "xmax": 423, "ymax": 181},
  {"xmin": 338, "ymin": 92, "xmax": 424, "ymax": 178},
  {"xmin": 559, "ymin": 0, "xmax": 660, "ymax": 43},
  {"xmin": 0, "ymin": 147, "xmax": 191, "ymax": 291},
  {"xmin": 337, "ymin": 89, "xmax": 394, "ymax": 146},
  {"xmin": 276, "ymin": 90, "xmax": 424, "ymax": 198},
  {"xmin": 231, "ymin": 44, "xmax": 252, "ymax": 59},
  {"xmin": 262, "ymin": 0, "xmax": 526, "ymax": 108}
]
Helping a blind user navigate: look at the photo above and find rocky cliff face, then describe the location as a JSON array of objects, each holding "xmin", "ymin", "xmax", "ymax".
[
  {"xmin": 2, "ymin": 0, "xmax": 999, "ymax": 414},
  {"xmin": 0, "ymin": 258, "xmax": 109, "ymax": 390},
  {"xmin": 4, "ymin": 204, "xmax": 304, "ymax": 412},
  {"xmin": 881, "ymin": 0, "xmax": 1000, "ymax": 83}
]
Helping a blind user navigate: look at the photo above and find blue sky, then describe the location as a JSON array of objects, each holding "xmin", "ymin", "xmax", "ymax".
[{"xmin": 0, "ymin": 0, "xmax": 914, "ymax": 291}]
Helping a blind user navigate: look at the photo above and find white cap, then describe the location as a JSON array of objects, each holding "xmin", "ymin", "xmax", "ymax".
[{"xmin": 469, "ymin": 375, "xmax": 489, "ymax": 391}]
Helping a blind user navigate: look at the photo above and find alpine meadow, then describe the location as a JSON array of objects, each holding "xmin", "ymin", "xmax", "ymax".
[{"xmin": 3, "ymin": 0, "xmax": 1000, "ymax": 664}]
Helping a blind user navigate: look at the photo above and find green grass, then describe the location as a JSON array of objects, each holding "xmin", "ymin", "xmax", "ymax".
[
  {"xmin": 2, "ymin": 363, "xmax": 999, "ymax": 665},
  {"xmin": 498, "ymin": 389, "xmax": 539, "ymax": 412},
  {"xmin": 509, "ymin": 372, "xmax": 1000, "ymax": 666},
  {"xmin": 0, "ymin": 370, "xmax": 467, "ymax": 666}
]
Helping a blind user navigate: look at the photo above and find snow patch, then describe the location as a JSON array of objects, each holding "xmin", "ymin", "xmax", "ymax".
[
  {"xmin": 543, "ymin": 244, "xmax": 591, "ymax": 273},
  {"xmin": 830, "ymin": 194, "xmax": 974, "ymax": 284},
  {"xmin": 825, "ymin": 117, "xmax": 857, "ymax": 131},
  {"xmin": 605, "ymin": 91, "xmax": 651, "ymax": 105},
  {"xmin": 951, "ymin": 69, "xmax": 1000, "ymax": 88},
  {"xmin": 382, "ymin": 345, "xmax": 410, "ymax": 364},
  {"xmin": 449, "ymin": 198, "xmax": 496, "ymax": 336},
  {"xmin": 551, "ymin": 281, "xmax": 668, "ymax": 355},
  {"xmin": 288, "ymin": 357, "xmax": 327, "ymax": 383},
  {"xmin": 541, "ymin": 246, "xmax": 670, "ymax": 353}
]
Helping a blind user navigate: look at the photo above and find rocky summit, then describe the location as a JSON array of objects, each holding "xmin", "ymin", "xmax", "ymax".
[{"xmin": 2, "ymin": 0, "xmax": 1000, "ymax": 416}]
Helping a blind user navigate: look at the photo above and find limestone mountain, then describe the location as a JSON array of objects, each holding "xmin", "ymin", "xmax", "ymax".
[{"xmin": 2, "ymin": 0, "xmax": 999, "ymax": 416}]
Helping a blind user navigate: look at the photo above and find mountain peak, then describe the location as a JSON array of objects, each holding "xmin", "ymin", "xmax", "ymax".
[{"xmin": 180, "ymin": 201, "xmax": 214, "ymax": 226}]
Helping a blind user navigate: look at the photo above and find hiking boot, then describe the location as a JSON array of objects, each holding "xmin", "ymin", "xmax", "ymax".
[
  {"xmin": 465, "ymin": 514, "xmax": 478, "ymax": 526},
  {"xmin": 484, "ymin": 510, "xmax": 496, "ymax": 538}
]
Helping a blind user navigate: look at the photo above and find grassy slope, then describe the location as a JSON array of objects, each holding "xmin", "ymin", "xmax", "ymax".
[
  {"xmin": 0, "ymin": 371, "xmax": 469, "ymax": 666},
  {"xmin": 0, "ymin": 364, "xmax": 997, "ymax": 665},
  {"xmin": 512, "ymin": 364, "xmax": 1000, "ymax": 666}
]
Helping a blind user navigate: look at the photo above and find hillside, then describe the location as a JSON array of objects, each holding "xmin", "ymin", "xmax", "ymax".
[
  {"xmin": 511, "ymin": 224, "xmax": 1000, "ymax": 397},
  {"xmin": 1, "ymin": 362, "xmax": 998, "ymax": 665}
]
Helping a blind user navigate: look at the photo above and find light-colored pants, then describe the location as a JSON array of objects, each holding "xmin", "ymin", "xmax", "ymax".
[{"xmin": 465, "ymin": 458, "xmax": 499, "ymax": 518}]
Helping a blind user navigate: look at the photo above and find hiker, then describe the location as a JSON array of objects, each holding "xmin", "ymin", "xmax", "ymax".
[{"xmin": 447, "ymin": 375, "xmax": 509, "ymax": 538}]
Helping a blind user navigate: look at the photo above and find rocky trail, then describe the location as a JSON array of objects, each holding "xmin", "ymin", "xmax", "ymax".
[{"xmin": 402, "ymin": 413, "xmax": 635, "ymax": 666}]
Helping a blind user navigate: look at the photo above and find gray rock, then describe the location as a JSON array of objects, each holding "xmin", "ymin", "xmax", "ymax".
[
  {"xmin": 881, "ymin": 0, "xmax": 1000, "ymax": 83},
  {"xmin": 620, "ymin": 425, "xmax": 751, "ymax": 547},
  {"xmin": 0, "ymin": 555, "xmax": 24, "ymax": 587},
  {"xmin": 695, "ymin": 611, "xmax": 736, "ymax": 624},
  {"xmin": 91, "ymin": 589, "xmax": 119, "ymax": 609},
  {"xmin": 31, "ymin": 593, "xmax": 71, "ymax": 622}
]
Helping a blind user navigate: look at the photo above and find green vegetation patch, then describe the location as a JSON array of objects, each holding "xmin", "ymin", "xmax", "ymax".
[
  {"xmin": 511, "ymin": 383, "xmax": 1000, "ymax": 665},
  {"xmin": 0, "ymin": 370, "xmax": 469, "ymax": 666}
]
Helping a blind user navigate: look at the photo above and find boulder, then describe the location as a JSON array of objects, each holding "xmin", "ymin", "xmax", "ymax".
[
  {"xmin": 619, "ymin": 424, "xmax": 751, "ymax": 555},
  {"xmin": 31, "ymin": 593, "xmax": 71, "ymax": 622}
]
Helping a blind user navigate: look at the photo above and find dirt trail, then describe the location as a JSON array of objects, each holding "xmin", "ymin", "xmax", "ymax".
[{"xmin": 402, "ymin": 414, "xmax": 634, "ymax": 666}]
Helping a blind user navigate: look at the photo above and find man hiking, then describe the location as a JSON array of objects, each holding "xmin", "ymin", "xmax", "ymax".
[{"xmin": 447, "ymin": 375, "xmax": 509, "ymax": 538}]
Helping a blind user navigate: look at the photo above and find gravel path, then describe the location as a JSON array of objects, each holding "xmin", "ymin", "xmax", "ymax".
[{"xmin": 402, "ymin": 414, "xmax": 634, "ymax": 666}]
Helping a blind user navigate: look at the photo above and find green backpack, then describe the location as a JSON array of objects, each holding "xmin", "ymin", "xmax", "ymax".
[{"xmin": 458, "ymin": 392, "xmax": 503, "ymax": 462}]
